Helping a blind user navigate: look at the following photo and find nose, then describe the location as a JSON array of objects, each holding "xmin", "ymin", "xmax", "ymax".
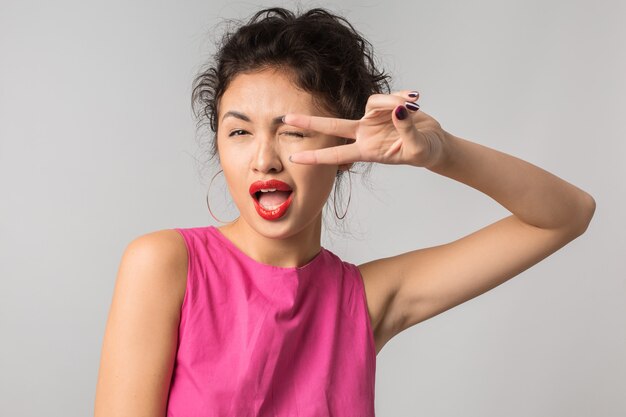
[{"xmin": 251, "ymin": 134, "xmax": 283, "ymax": 174}]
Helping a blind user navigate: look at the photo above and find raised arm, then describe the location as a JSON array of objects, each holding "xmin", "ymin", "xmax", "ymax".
[
  {"xmin": 373, "ymin": 131, "xmax": 595, "ymax": 338},
  {"xmin": 94, "ymin": 230, "xmax": 188, "ymax": 417},
  {"xmin": 283, "ymin": 91, "xmax": 595, "ymax": 350}
]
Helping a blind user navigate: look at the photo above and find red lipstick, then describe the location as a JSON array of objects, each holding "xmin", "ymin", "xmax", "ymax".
[{"xmin": 249, "ymin": 179, "xmax": 294, "ymax": 221}]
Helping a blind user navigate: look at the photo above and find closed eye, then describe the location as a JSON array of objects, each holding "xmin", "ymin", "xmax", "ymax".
[{"xmin": 283, "ymin": 131, "xmax": 306, "ymax": 138}]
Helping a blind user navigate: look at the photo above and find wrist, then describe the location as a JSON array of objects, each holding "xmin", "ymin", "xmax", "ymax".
[{"xmin": 424, "ymin": 131, "xmax": 456, "ymax": 172}]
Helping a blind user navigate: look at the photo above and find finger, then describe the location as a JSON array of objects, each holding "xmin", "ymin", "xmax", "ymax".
[
  {"xmin": 390, "ymin": 89, "xmax": 420, "ymax": 101},
  {"xmin": 283, "ymin": 113, "xmax": 358, "ymax": 139},
  {"xmin": 393, "ymin": 104, "xmax": 420, "ymax": 138},
  {"xmin": 406, "ymin": 90, "xmax": 420, "ymax": 101},
  {"xmin": 289, "ymin": 143, "xmax": 361, "ymax": 165},
  {"xmin": 384, "ymin": 105, "xmax": 417, "ymax": 158},
  {"xmin": 405, "ymin": 100, "xmax": 420, "ymax": 112},
  {"xmin": 383, "ymin": 137, "xmax": 403, "ymax": 158},
  {"xmin": 364, "ymin": 91, "xmax": 420, "ymax": 115},
  {"xmin": 364, "ymin": 94, "xmax": 406, "ymax": 114}
]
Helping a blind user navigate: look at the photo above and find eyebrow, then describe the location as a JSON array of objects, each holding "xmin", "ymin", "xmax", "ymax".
[{"xmin": 221, "ymin": 110, "xmax": 285, "ymax": 126}]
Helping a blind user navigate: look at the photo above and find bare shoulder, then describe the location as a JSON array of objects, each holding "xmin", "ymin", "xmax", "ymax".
[
  {"xmin": 129, "ymin": 228, "xmax": 188, "ymax": 261},
  {"xmin": 126, "ymin": 229, "xmax": 189, "ymax": 277},
  {"xmin": 120, "ymin": 229, "xmax": 189, "ymax": 302},
  {"xmin": 357, "ymin": 256, "xmax": 405, "ymax": 356},
  {"xmin": 94, "ymin": 229, "xmax": 188, "ymax": 416},
  {"xmin": 118, "ymin": 228, "xmax": 190, "ymax": 317}
]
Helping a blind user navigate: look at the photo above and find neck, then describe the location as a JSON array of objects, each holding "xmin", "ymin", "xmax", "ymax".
[{"xmin": 218, "ymin": 215, "xmax": 322, "ymax": 268}]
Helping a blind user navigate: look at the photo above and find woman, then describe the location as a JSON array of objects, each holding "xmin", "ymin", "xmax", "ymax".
[{"xmin": 94, "ymin": 7, "xmax": 595, "ymax": 417}]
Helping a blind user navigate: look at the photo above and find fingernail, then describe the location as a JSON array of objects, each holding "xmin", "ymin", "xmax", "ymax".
[
  {"xmin": 405, "ymin": 101, "xmax": 420, "ymax": 112},
  {"xmin": 395, "ymin": 105, "xmax": 408, "ymax": 120},
  {"xmin": 408, "ymin": 90, "xmax": 419, "ymax": 98}
]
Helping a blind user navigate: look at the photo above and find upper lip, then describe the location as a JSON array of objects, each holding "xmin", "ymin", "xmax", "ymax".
[{"xmin": 249, "ymin": 179, "xmax": 293, "ymax": 196}]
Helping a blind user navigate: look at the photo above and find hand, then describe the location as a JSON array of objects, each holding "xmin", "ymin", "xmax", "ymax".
[{"xmin": 283, "ymin": 90, "xmax": 449, "ymax": 169}]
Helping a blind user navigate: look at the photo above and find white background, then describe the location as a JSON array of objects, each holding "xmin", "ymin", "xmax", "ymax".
[{"xmin": 1, "ymin": 0, "xmax": 624, "ymax": 415}]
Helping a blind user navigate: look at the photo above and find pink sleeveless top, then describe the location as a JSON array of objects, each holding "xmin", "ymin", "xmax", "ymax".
[{"xmin": 166, "ymin": 226, "xmax": 376, "ymax": 416}]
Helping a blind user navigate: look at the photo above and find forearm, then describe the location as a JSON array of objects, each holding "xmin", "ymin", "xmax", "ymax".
[{"xmin": 426, "ymin": 132, "xmax": 596, "ymax": 233}]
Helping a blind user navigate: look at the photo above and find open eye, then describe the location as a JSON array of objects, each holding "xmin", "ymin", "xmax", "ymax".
[{"xmin": 228, "ymin": 129, "xmax": 249, "ymax": 137}]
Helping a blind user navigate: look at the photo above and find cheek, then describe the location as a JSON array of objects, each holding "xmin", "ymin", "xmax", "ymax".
[
  {"xmin": 296, "ymin": 140, "xmax": 343, "ymax": 190},
  {"xmin": 217, "ymin": 138, "xmax": 247, "ymax": 167},
  {"xmin": 285, "ymin": 135, "xmax": 342, "ymax": 152},
  {"xmin": 219, "ymin": 154, "xmax": 247, "ymax": 196},
  {"xmin": 297, "ymin": 165, "xmax": 338, "ymax": 199}
]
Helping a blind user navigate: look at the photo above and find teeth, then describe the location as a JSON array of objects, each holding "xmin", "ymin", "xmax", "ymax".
[{"xmin": 259, "ymin": 188, "xmax": 277, "ymax": 192}]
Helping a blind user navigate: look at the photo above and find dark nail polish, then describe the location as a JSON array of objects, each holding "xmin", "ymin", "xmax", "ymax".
[
  {"xmin": 408, "ymin": 91, "xmax": 419, "ymax": 98},
  {"xmin": 395, "ymin": 106, "xmax": 408, "ymax": 120},
  {"xmin": 405, "ymin": 101, "xmax": 420, "ymax": 112}
]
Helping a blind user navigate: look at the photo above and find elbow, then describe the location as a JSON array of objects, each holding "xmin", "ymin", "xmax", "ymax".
[{"xmin": 571, "ymin": 192, "xmax": 596, "ymax": 237}]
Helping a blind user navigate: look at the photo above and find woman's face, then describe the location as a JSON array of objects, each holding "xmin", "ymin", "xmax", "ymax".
[{"xmin": 216, "ymin": 67, "xmax": 346, "ymax": 239}]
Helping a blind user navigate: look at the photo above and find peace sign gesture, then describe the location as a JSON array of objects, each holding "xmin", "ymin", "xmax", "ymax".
[{"xmin": 284, "ymin": 90, "xmax": 449, "ymax": 169}]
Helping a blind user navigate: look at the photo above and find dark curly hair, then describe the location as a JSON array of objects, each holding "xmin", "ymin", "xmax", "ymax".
[{"xmin": 191, "ymin": 6, "xmax": 391, "ymax": 230}]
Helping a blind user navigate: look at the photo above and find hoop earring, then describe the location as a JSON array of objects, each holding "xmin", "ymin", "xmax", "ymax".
[
  {"xmin": 333, "ymin": 169, "xmax": 352, "ymax": 220},
  {"xmin": 206, "ymin": 169, "xmax": 238, "ymax": 224}
]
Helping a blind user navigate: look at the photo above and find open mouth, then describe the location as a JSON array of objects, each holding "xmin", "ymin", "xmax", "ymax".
[
  {"xmin": 253, "ymin": 190, "xmax": 293, "ymax": 210},
  {"xmin": 249, "ymin": 179, "xmax": 294, "ymax": 220}
]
